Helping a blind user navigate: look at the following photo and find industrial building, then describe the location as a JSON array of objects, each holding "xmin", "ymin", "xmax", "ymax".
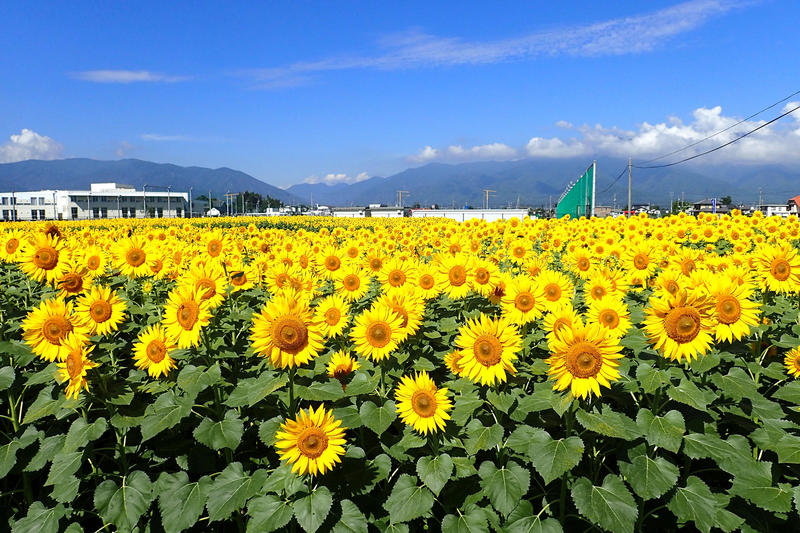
[{"xmin": 0, "ymin": 183, "xmax": 189, "ymax": 221}]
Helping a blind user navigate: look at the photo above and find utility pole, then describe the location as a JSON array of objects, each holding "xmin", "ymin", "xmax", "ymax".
[
  {"xmin": 482, "ymin": 189, "xmax": 495, "ymax": 210},
  {"xmin": 627, "ymin": 157, "xmax": 632, "ymax": 218},
  {"xmin": 397, "ymin": 190, "xmax": 409, "ymax": 207},
  {"xmin": 758, "ymin": 187, "xmax": 763, "ymax": 211},
  {"xmin": 189, "ymin": 187, "xmax": 193, "ymax": 218},
  {"xmin": 142, "ymin": 184, "xmax": 147, "ymax": 218},
  {"xmin": 670, "ymin": 192, "xmax": 674, "ymax": 215}
]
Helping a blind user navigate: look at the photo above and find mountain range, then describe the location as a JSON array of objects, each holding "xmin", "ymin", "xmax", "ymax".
[{"xmin": 1, "ymin": 157, "xmax": 798, "ymax": 210}]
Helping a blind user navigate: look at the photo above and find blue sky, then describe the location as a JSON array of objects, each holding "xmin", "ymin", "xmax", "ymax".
[{"xmin": 1, "ymin": 0, "xmax": 799, "ymax": 187}]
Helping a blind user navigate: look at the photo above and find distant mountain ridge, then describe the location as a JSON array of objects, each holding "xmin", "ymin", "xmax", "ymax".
[
  {"xmin": 287, "ymin": 158, "xmax": 800, "ymax": 208},
  {"xmin": 0, "ymin": 158, "xmax": 302, "ymax": 205}
]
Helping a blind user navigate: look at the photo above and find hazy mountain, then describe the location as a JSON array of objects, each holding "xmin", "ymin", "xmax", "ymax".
[
  {"xmin": 287, "ymin": 158, "xmax": 800, "ymax": 208},
  {"xmin": 0, "ymin": 158, "xmax": 303, "ymax": 205}
]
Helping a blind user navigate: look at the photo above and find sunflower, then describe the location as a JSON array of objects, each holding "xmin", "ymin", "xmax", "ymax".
[
  {"xmin": 414, "ymin": 262, "xmax": 444, "ymax": 300},
  {"xmin": 538, "ymin": 269, "xmax": 574, "ymax": 310},
  {"xmin": 622, "ymin": 242, "xmax": 658, "ymax": 283},
  {"xmin": 488, "ymin": 273, "xmax": 512, "ymax": 305},
  {"xmin": 470, "ymin": 259, "xmax": 500, "ymax": 298},
  {"xmin": 114, "ymin": 237, "xmax": 152, "ymax": 278},
  {"xmin": 55, "ymin": 261, "xmax": 94, "ymax": 298},
  {"xmin": 455, "ymin": 314, "xmax": 522, "ymax": 386},
  {"xmin": 203, "ymin": 229, "xmax": 230, "ymax": 261},
  {"xmin": 654, "ymin": 268, "xmax": 684, "ymax": 297},
  {"xmin": 263, "ymin": 262, "xmax": 301, "ymax": 294},
  {"xmin": 350, "ymin": 305, "xmax": 404, "ymax": 362},
  {"xmin": 336, "ymin": 266, "xmax": 370, "ymax": 302},
  {"xmin": 227, "ymin": 261, "xmax": 259, "ymax": 293},
  {"xmin": 501, "ymin": 276, "xmax": 546, "ymax": 326},
  {"xmin": 56, "ymin": 333, "xmax": 98, "ymax": 400},
  {"xmin": 506, "ymin": 238, "xmax": 531, "ymax": 265},
  {"xmin": 436, "ymin": 253, "xmax": 473, "ymax": 300},
  {"xmin": 394, "ymin": 371, "xmax": 452, "ymax": 435},
  {"xmin": 582, "ymin": 272, "xmax": 615, "ymax": 304},
  {"xmin": 444, "ymin": 351, "xmax": 466, "ymax": 376},
  {"xmin": 314, "ymin": 295, "xmax": 350, "ymax": 338},
  {"xmin": 0, "ymin": 230, "xmax": 25, "ymax": 263},
  {"xmin": 755, "ymin": 244, "xmax": 800, "ymax": 294},
  {"xmin": 586, "ymin": 296, "xmax": 632, "ymax": 339},
  {"xmin": 374, "ymin": 291, "xmax": 424, "ymax": 342},
  {"xmin": 379, "ymin": 257, "xmax": 417, "ymax": 295},
  {"xmin": 182, "ymin": 260, "xmax": 228, "ymax": 309},
  {"xmin": 163, "ymin": 285, "xmax": 212, "ymax": 349},
  {"xmin": 132, "ymin": 324, "xmax": 178, "ymax": 378},
  {"xmin": 79, "ymin": 245, "xmax": 108, "ymax": 276},
  {"xmin": 274, "ymin": 405, "xmax": 347, "ymax": 476},
  {"xmin": 74, "ymin": 285, "xmax": 128, "ymax": 336},
  {"xmin": 704, "ymin": 276, "xmax": 761, "ymax": 343},
  {"xmin": 545, "ymin": 323, "xmax": 624, "ymax": 399},
  {"xmin": 784, "ymin": 347, "xmax": 800, "ymax": 378},
  {"xmin": 317, "ymin": 246, "xmax": 348, "ymax": 280},
  {"xmin": 643, "ymin": 289, "xmax": 716, "ymax": 362},
  {"xmin": 543, "ymin": 303, "xmax": 583, "ymax": 343},
  {"xmin": 18, "ymin": 233, "xmax": 68, "ymax": 284},
  {"xmin": 22, "ymin": 297, "xmax": 89, "ymax": 362},
  {"xmin": 327, "ymin": 351, "xmax": 360, "ymax": 385},
  {"xmin": 251, "ymin": 294, "xmax": 324, "ymax": 369},
  {"xmin": 567, "ymin": 249, "xmax": 595, "ymax": 279}
]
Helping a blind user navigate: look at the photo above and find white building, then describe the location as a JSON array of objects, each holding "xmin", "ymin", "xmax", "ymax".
[
  {"xmin": 410, "ymin": 209, "xmax": 530, "ymax": 223},
  {"xmin": 0, "ymin": 183, "xmax": 189, "ymax": 221}
]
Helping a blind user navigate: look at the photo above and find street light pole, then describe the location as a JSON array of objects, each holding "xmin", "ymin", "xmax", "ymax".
[
  {"xmin": 189, "ymin": 187, "xmax": 193, "ymax": 218},
  {"xmin": 167, "ymin": 186, "xmax": 171, "ymax": 217},
  {"xmin": 143, "ymin": 184, "xmax": 148, "ymax": 218}
]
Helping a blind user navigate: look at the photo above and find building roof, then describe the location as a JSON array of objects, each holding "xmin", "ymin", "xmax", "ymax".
[{"xmin": 789, "ymin": 195, "xmax": 800, "ymax": 206}]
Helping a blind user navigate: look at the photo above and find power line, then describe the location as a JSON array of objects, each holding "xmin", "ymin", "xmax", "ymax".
[
  {"xmin": 637, "ymin": 88, "xmax": 800, "ymax": 165},
  {"xmin": 599, "ymin": 165, "xmax": 630, "ymax": 193},
  {"xmin": 632, "ymin": 103, "xmax": 800, "ymax": 169}
]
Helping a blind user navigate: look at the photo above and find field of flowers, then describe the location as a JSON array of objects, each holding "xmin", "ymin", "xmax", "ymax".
[{"xmin": 1, "ymin": 211, "xmax": 800, "ymax": 532}]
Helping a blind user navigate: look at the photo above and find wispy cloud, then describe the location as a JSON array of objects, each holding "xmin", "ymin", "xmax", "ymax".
[
  {"xmin": 0, "ymin": 129, "xmax": 63, "ymax": 163},
  {"xmin": 243, "ymin": 0, "xmax": 750, "ymax": 88},
  {"xmin": 410, "ymin": 143, "xmax": 518, "ymax": 163},
  {"xmin": 140, "ymin": 133, "xmax": 196, "ymax": 142},
  {"xmin": 73, "ymin": 70, "xmax": 191, "ymax": 83},
  {"xmin": 304, "ymin": 172, "xmax": 371, "ymax": 185}
]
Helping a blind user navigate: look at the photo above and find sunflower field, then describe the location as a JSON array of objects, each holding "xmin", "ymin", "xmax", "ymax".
[{"xmin": 1, "ymin": 211, "xmax": 800, "ymax": 533}]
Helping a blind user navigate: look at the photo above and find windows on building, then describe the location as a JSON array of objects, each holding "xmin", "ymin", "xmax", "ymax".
[{"xmin": 71, "ymin": 207, "xmax": 78, "ymax": 219}]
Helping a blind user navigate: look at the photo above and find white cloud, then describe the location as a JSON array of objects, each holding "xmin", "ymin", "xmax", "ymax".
[
  {"xmin": 116, "ymin": 141, "xmax": 133, "ymax": 157},
  {"xmin": 73, "ymin": 70, "xmax": 190, "ymax": 83},
  {"xmin": 555, "ymin": 120, "xmax": 573, "ymax": 129},
  {"xmin": 409, "ymin": 103, "xmax": 800, "ymax": 165},
  {"xmin": 304, "ymin": 172, "xmax": 371, "ymax": 185},
  {"xmin": 244, "ymin": 0, "xmax": 750, "ymax": 88},
  {"xmin": 0, "ymin": 129, "xmax": 63, "ymax": 163},
  {"xmin": 141, "ymin": 133, "xmax": 195, "ymax": 142}
]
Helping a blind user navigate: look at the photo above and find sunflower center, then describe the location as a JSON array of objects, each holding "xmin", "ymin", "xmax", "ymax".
[
  {"xmin": 565, "ymin": 342, "xmax": 603, "ymax": 378},
  {"xmin": 369, "ymin": 258, "xmax": 383, "ymax": 271},
  {"xmin": 599, "ymin": 309, "xmax": 620, "ymax": 329},
  {"xmin": 771, "ymin": 258, "xmax": 791, "ymax": 281},
  {"xmin": 125, "ymin": 248, "xmax": 146, "ymax": 267},
  {"xmin": 474, "ymin": 268, "xmax": 490, "ymax": 284},
  {"xmin": 366, "ymin": 321, "xmax": 391, "ymax": 348},
  {"xmin": 90, "ymin": 300, "xmax": 112, "ymax": 323},
  {"xmin": 42, "ymin": 316, "xmax": 72, "ymax": 344},
  {"xmin": 297, "ymin": 428, "xmax": 329, "ymax": 459},
  {"xmin": 347, "ymin": 247, "xmax": 358, "ymax": 258},
  {"xmin": 513, "ymin": 246, "xmax": 525, "ymax": 258},
  {"xmin": 60, "ymin": 273, "xmax": 83, "ymax": 293},
  {"xmin": 272, "ymin": 316, "xmax": 309, "ymax": 352},
  {"xmin": 591, "ymin": 285, "xmax": 607, "ymax": 299},
  {"xmin": 633, "ymin": 254, "xmax": 649, "ymax": 270},
  {"xmin": 65, "ymin": 351, "xmax": 82, "ymax": 379},
  {"xmin": 177, "ymin": 301, "xmax": 199, "ymax": 330},
  {"xmin": 323, "ymin": 308, "xmax": 341, "ymax": 326},
  {"xmin": 34, "ymin": 246, "xmax": 59, "ymax": 270},
  {"xmin": 230, "ymin": 271, "xmax": 247, "ymax": 286},
  {"xmin": 343, "ymin": 274, "xmax": 360, "ymax": 291},
  {"xmin": 664, "ymin": 306, "xmax": 702, "ymax": 344},
  {"xmin": 577, "ymin": 257, "xmax": 590, "ymax": 271},
  {"xmin": 324, "ymin": 255, "xmax": 341, "ymax": 271},
  {"xmin": 275, "ymin": 273, "xmax": 289, "ymax": 288},
  {"xmin": 716, "ymin": 295, "xmax": 741, "ymax": 324},
  {"xmin": 448, "ymin": 265, "xmax": 467, "ymax": 286},
  {"xmin": 665, "ymin": 281, "xmax": 679, "ymax": 295},
  {"xmin": 681, "ymin": 259, "xmax": 695, "ymax": 276},
  {"xmin": 411, "ymin": 390, "xmax": 437, "ymax": 418},
  {"xmin": 473, "ymin": 334, "xmax": 502, "ymax": 367},
  {"xmin": 86, "ymin": 255, "xmax": 101, "ymax": 270},
  {"xmin": 150, "ymin": 259, "xmax": 163, "ymax": 273},
  {"xmin": 514, "ymin": 292, "xmax": 535, "ymax": 312},
  {"xmin": 207, "ymin": 240, "xmax": 222, "ymax": 257},
  {"xmin": 388, "ymin": 270, "xmax": 406, "ymax": 287},
  {"xmin": 390, "ymin": 305, "xmax": 409, "ymax": 329},
  {"xmin": 544, "ymin": 283, "xmax": 561, "ymax": 301},
  {"xmin": 146, "ymin": 339, "xmax": 167, "ymax": 363},
  {"xmin": 5, "ymin": 238, "xmax": 19, "ymax": 254},
  {"xmin": 195, "ymin": 279, "xmax": 216, "ymax": 301},
  {"xmin": 419, "ymin": 274, "xmax": 435, "ymax": 290},
  {"xmin": 552, "ymin": 317, "xmax": 571, "ymax": 336}
]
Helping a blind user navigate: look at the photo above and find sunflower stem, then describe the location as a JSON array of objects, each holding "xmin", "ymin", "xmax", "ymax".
[{"xmin": 288, "ymin": 367, "xmax": 296, "ymax": 413}]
